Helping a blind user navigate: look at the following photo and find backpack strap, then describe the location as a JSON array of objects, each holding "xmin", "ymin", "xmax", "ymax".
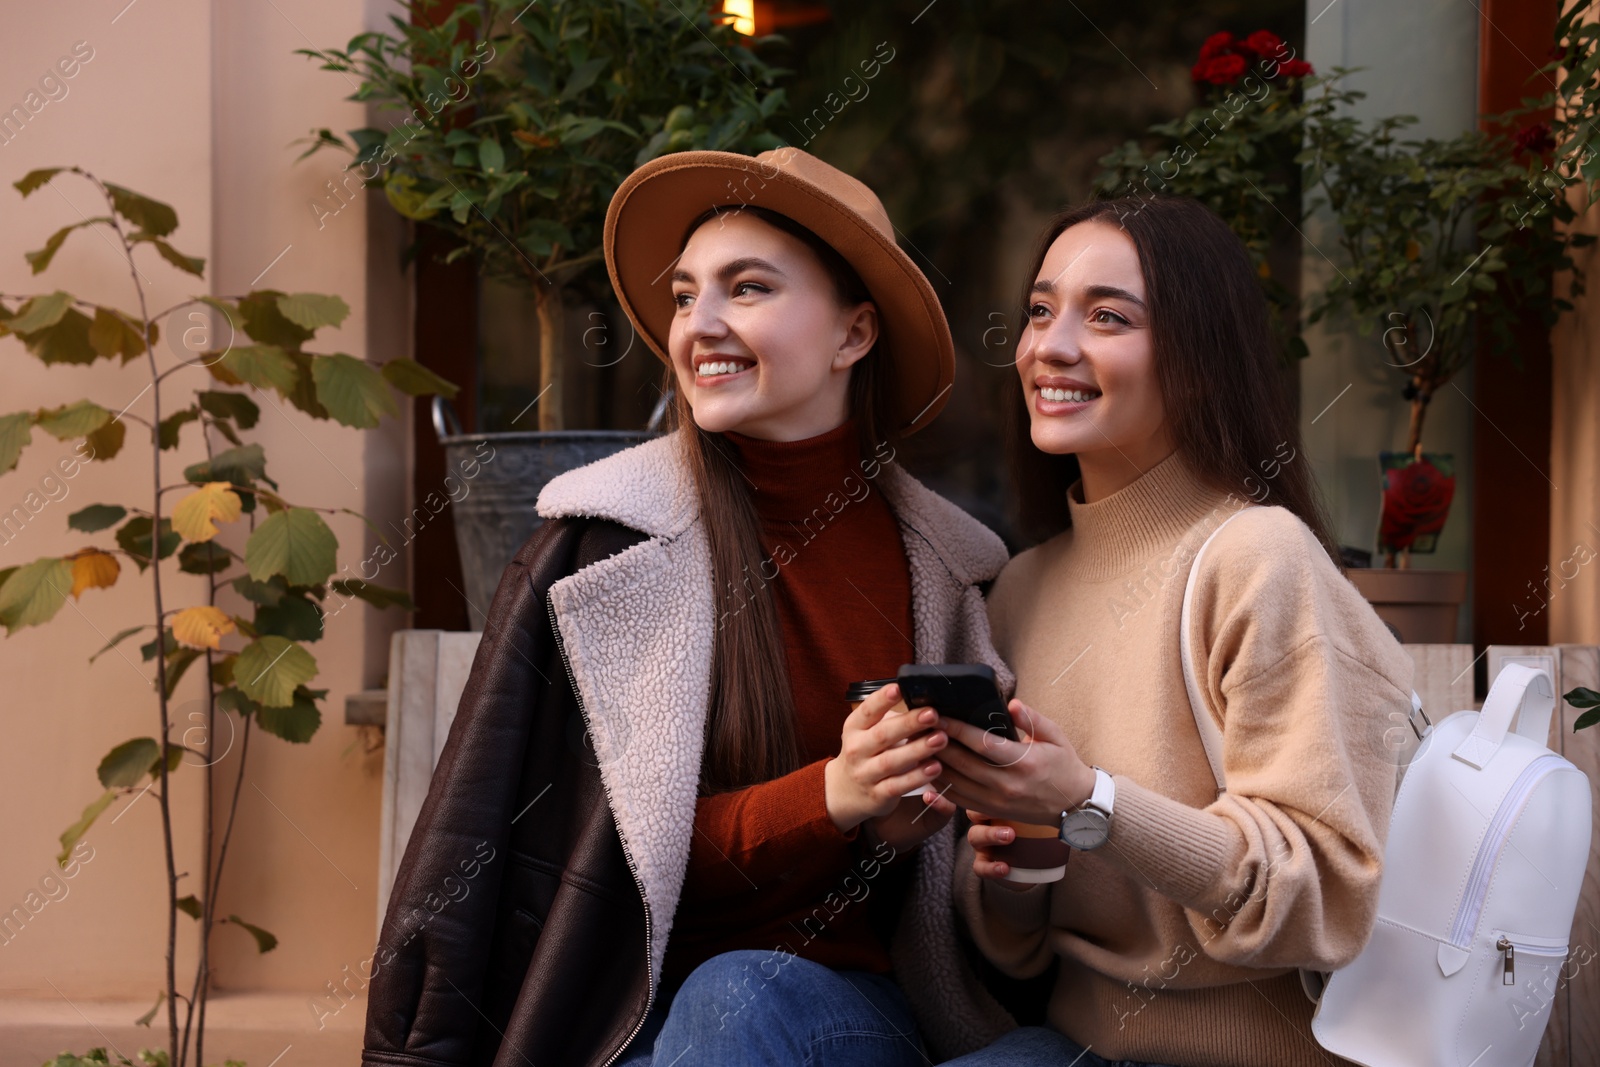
[{"xmin": 1178, "ymin": 508, "xmax": 1252, "ymax": 793}]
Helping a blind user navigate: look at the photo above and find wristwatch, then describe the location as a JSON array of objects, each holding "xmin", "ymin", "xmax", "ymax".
[{"xmin": 1058, "ymin": 767, "xmax": 1115, "ymax": 850}]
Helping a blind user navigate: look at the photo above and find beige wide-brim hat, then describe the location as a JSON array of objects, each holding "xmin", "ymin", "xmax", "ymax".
[{"xmin": 603, "ymin": 148, "xmax": 955, "ymax": 436}]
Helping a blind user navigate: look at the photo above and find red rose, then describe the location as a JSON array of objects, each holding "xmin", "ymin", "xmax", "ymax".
[
  {"xmin": 1241, "ymin": 30, "xmax": 1285, "ymax": 58},
  {"xmin": 1513, "ymin": 122, "xmax": 1556, "ymax": 159},
  {"xmin": 1191, "ymin": 54, "xmax": 1249, "ymax": 86},
  {"xmin": 1198, "ymin": 31, "xmax": 1235, "ymax": 60},
  {"xmin": 1277, "ymin": 58, "xmax": 1314, "ymax": 78},
  {"xmin": 1379, "ymin": 455, "xmax": 1456, "ymax": 552}
]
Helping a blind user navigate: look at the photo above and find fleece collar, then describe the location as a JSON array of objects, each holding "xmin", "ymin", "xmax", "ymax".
[{"xmin": 532, "ymin": 433, "xmax": 1015, "ymax": 1053}]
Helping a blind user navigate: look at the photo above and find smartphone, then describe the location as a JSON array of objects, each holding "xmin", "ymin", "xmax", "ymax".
[{"xmin": 895, "ymin": 663, "xmax": 1017, "ymax": 742}]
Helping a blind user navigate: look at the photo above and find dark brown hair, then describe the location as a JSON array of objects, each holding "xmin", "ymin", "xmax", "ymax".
[
  {"xmin": 1007, "ymin": 196, "xmax": 1339, "ymax": 562},
  {"xmin": 668, "ymin": 204, "xmax": 892, "ymax": 794}
]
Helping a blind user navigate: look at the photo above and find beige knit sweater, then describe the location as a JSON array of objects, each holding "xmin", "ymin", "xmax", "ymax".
[{"xmin": 956, "ymin": 451, "xmax": 1415, "ymax": 1067}]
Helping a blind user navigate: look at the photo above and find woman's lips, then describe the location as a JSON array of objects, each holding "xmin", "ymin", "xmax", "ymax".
[{"xmin": 1033, "ymin": 384, "xmax": 1100, "ymax": 415}]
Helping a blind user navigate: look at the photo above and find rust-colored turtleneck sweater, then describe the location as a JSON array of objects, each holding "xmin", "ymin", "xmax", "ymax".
[{"xmin": 661, "ymin": 419, "xmax": 917, "ymax": 992}]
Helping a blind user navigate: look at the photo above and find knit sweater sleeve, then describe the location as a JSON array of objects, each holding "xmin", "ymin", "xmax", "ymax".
[
  {"xmin": 952, "ymin": 832, "xmax": 1056, "ymax": 979},
  {"xmin": 1102, "ymin": 507, "xmax": 1413, "ymax": 972},
  {"xmin": 682, "ymin": 757, "xmax": 860, "ymax": 899}
]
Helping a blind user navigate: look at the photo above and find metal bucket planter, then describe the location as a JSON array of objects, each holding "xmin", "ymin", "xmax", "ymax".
[{"xmin": 434, "ymin": 398, "xmax": 657, "ymax": 630}]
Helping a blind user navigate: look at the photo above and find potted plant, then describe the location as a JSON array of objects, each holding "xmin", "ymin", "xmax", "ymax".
[
  {"xmin": 1, "ymin": 168, "xmax": 449, "ymax": 1067},
  {"xmin": 299, "ymin": 0, "xmax": 792, "ymax": 623}
]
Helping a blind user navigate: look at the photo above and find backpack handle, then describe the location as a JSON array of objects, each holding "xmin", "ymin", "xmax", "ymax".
[{"xmin": 1450, "ymin": 663, "xmax": 1554, "ymax": 770}]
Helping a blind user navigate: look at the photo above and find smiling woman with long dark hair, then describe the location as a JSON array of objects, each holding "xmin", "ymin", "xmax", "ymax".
[
  {"xmin": 361, "ymin": 148, "xmax": 1022, "ymax": 1067},
  {"xmin": 933, "ymin": 196, "xmax": 1416, "ymax": 1067}
]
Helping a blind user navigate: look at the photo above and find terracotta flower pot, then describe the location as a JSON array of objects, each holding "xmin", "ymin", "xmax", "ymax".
[{"xmin": 1347, "ymin": 568, "xmax": 1468, "ymax": 644}]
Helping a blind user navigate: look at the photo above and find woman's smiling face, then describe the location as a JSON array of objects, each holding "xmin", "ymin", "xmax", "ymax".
[
  {"xmin": 1016, "ymin": 219, "xmax": 1174, "ymax": 499},
  {"xmin": 668, "ymin": 210, "xmax": 877, "ymax": 442}
]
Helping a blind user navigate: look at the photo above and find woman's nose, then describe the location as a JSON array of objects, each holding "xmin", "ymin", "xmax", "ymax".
[
  {"xmin": 684, "ymin": 293, "xmax": 729, "ymax": 340},
  {"xmin": 1024, "ymin": 319, "xmax": 1081, "ymax": 365}
]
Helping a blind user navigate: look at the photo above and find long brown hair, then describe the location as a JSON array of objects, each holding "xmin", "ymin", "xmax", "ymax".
[
  {"xmin": 667, "ymin": 204, "xmax": 892, "ymax": 794},
  {"xmin": 1008, "ymin": 196, "xmax": 1339, "ymax": 562}
]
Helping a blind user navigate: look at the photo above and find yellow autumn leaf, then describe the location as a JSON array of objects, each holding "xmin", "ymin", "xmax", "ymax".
[
  {"xmin": 70, "ymin": 550, "xmax": 120, "ymax": 599},
  {"xmin": 172, "ymin": 605, "xmax": 235, "ymax": 650},
  {"xmin": 173, "ymin": 481, "xmax": 243, "ymax": 543}
]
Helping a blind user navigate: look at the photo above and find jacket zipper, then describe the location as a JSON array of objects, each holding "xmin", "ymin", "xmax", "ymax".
[
  {"xmin": 1494, "ymin": 932, "xmax": 1569, "ymax": 986},
  {"xmin": 1447, "ymin": 753, "xmax": 1567, "ymax": 952},
  {"xmin": 546, "ymin": 597, "xmax": 655, "ymax": 1067}
]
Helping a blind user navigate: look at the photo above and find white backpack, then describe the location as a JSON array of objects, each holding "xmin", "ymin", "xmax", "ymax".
[{"xmin": 1180, "ymin": 512, "xmax": 1594, "ymax": 1067}]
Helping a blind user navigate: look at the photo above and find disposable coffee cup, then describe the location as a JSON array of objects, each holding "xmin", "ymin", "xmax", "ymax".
[
  {"xmin": 846, "ymin": 678, "xmax": 930, "ymax": 798},
  {"xmin": 989, "ymin": 819, "xmax": 1069, "ymax": 883}
]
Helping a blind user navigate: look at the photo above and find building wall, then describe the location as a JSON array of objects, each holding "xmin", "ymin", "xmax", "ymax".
[{"xmin": 0, "ymin": 0, "xmax": 408, "ymax": 1032}]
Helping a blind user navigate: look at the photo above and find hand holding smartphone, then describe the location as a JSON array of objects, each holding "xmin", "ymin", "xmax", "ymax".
[{"xmin": 895, "ymin": 663, "xmax": 1017, "ymax": 743}]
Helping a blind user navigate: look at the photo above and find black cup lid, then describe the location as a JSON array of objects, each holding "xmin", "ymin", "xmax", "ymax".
[{"xmin": 845, "ymin": 678, "xmax": 897, "ymax": 702}]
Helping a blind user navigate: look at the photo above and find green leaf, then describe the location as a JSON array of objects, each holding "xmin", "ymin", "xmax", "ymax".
[
  {"xmin": 69, "ymin": 504, "xmax": 128, "ymax": 533},
  {"xmin": 89, "ymin": 624, "xmax": 148, "ymax": 664},
  {"xmin": 237, "ymin": 290, "xmax": 313, "ymax": 348},
  {"xmin": 20, "ymin": 307, "xmax": 97, "ymax": 365},
  {"xmin": 104, "ymin": 183, "xmax": 178, "ymax": 237},
  {"xmin": 330, "ymin": 579, "xmax": 415, "ymax": 612},
  {"xmin": 37, "ymin": 400, "xmax": 112, "ymax": 440},
  {"xmin": 164, "ymin": 647, "xmax": 202, "ymax": 698},
  {"xmin": 25, "ymin": 219, "xmax": 110, "ymax": 274},
  {"xmin": 1564, "ymin": 685, "xmax": 1600, "ymax": 709},
  {"xmin": 235, "ymin": 636, "xmax": 317, "ymax": 707},
  {"xmin": 227, "ymin": 914, "xmax": 279, "ymax": 953},
  {"xmin": 97, "ymin": 737, "xmax": 162, "ymax": 788},
  {"xmin": 184, "ymin": 443, "xmax": 271, "ymax": 488},
  {"xmin": 157, "ymin": 408, "xmax": 199, "ymax": 450},
  {"xmin": 175, "ymin": 896, "xmax": 202, "ymax": 920},
  {"xmin": 478, "ymin": 137, "xmax": 506, "ymax": 174},
  {"xmin": 197, "ymin": 390, "xmax": 260, "ymax": 429},
  {"xmin": 7, "ymin": 291, "xmax": 74, "ymax": 333},
  {"xmin": 138, "ymin": 236, "xmax": 206, "ymax": 277},
  {"xmin": 134, "ymin": 990, "xmax": 165, "ymax": 1028},
  {"xmin": 312, "ymin": 354, "xmax": 397, "ymax": 428},
  {"xmin": 88, "ymin": 307, "xmax": 149, "ymax": 362},
  {"xmin": 178, "ymin": 541, "xmax": 233, "ymax": 575},
  {"xmin": 380, "ymin": 358, "xmax": 459, "ymax": 398},
  {"xmin": 57, "ymin": 789, "xmax": 114, "ymax": 866},
  {"xmin": 116, "ymin": 517, "xmax": 181, "ymax": 572},
  {"xmin": 1576, "ymin": 707, "xmax": 1600, "ymax": 732},
  {"xmin": 0, "ymin": 412, "xmax": 33, "ymax": 473},
  {"xmin": 276, "ymin": 292, "xmax": 350, "ymax": 331},
  {"xmin": 84, "ymin": 418, "xmax": 126, "ymax": 462},
  {"xmin": 140, "ymin": 628, "xmax": 176, "ymax": 662},
  {"xmin": 216, "ymin": 686, "xmax": 260, "ymax": 717},
  {"xmin": 273, "ymin": 350, "xmax": 327, "ymax": 420},
  {"xmin": 210, "ymin": 344, "xmax": 298, "ymax": 396},
  {"xmin": 255, "ymin": 592, "xmax": 324, "ymax": 641},
  {"xmin": 15, "ymin": 167, "xmax": 64, "ymax": 196},
  {"xmin": 232, "ymin": 574, "xmax": 288, "ymax": 607},
  {"xmin": 0, "ymin": 557, "xmax": 73, "ymax": 633},
  {"xmin": 256, "ymin": 685, "xmax": 323, "ymax": 743},
  {"xmin": 245, "ymin": 508, "xmax": 337, "ymax": 586}
]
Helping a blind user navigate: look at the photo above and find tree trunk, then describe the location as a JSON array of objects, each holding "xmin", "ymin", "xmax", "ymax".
[
  {"xmin": 535, "ymin": 284, "xmax": 564, "ymax": 432},
  {"xmin": 1406, "ymin": 390, "xmax": 1429, "ymax": 457}
]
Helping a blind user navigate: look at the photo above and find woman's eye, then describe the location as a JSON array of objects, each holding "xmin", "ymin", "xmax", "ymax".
[
  {"xmin": 672, "ymin": 291, "xmax": 693, "ymax": 308},
  {"xmin": 1027, "ymin": 303, "xmax": 1051, "ymax": 320},
  {"xmin": 1091, "ymin": 308, "xmax": 1130, "ymax": 326},
  {"xmin": 733, "ymin": 281, "xmax": 769, "ymax": 298}
]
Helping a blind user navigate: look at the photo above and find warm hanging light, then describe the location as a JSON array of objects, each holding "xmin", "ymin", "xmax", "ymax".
[{"xmin": 722, "ymin": 0, "xmax": 756, "ymax": 35}]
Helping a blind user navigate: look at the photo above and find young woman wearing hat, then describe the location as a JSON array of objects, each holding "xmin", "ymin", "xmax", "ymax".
[
  {"xmin": 929, "ymin": 197, "xmax": 1415, "ymax": 1066},
  {"xmin": 361, "ymin": 148, "xmax": 1021, "ymax": 1067}
]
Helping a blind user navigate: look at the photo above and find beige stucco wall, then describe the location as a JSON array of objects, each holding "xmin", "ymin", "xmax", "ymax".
[{"xmin": 0, "ymin": 0, "xmax": 408, "ymax": 1052}]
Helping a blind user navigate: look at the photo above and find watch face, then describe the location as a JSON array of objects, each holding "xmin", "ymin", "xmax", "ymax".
[{"xmin": 1060, "ymin": 809, "xmax": 1109, "ymax": 850}]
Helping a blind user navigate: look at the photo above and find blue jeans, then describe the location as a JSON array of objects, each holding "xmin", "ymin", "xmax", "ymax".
[
  {"xmin": 614, "ymin": 949, "xmax": 927, "ymax": 1066},
  {"xmin": 939, "ymin": 1025, "xmax": 1184, "ymax": 1067}
]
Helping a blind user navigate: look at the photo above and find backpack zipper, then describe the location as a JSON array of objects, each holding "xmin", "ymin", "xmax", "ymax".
[
  {"xmin": 1447, "ymin": 753, "xmax": 1568, "ymax": 952},
  {"xmin": 547, "ymin": 597, "xmax": 656, "ymax": 1067},
  {"xmin": 1495, "ymin": 932, "xmax": 1570, "ymax": 986}
]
